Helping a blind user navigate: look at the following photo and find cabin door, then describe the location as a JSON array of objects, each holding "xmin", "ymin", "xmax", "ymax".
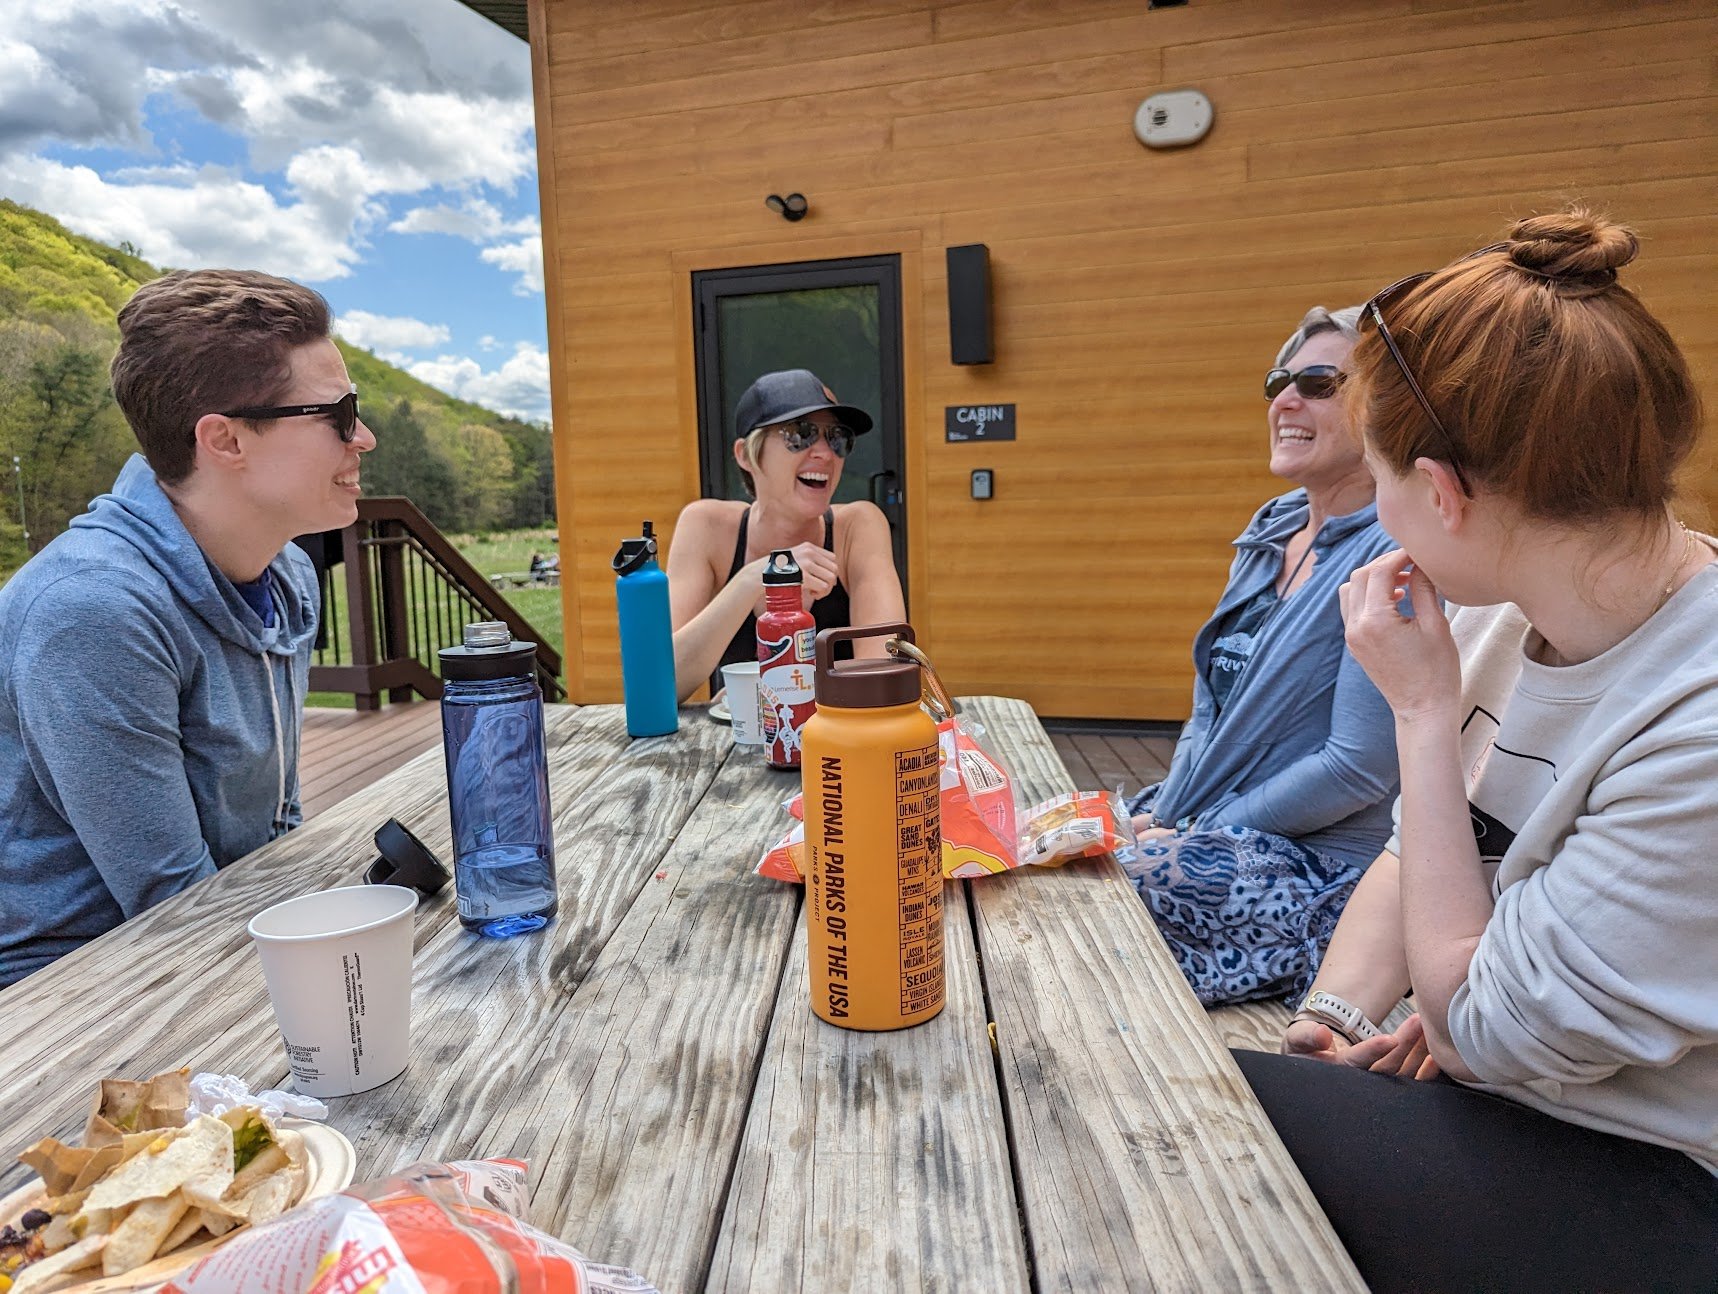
[{"xmin": 692, "ymin": 255, "xmax": 908, "ymax": 603}]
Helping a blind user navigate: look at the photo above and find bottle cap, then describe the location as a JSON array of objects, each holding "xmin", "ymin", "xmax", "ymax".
[
  {"xmin": 440, "ymin": 621, "xmax": 538, "ymax": 681},
  {"xmin": 814, "ymin": 622, "xmax": 921, "ymax": 708},
  {"xmin": 612, "ymin": 520, "xmax": 658, "ymax": 576},
  {"xmin": 762, "ymin": 549, "xmax": 802, "ymax": 585},
  {"xmin": 363, "ymin": 818, "xmax": 451, "ymax": 899}
]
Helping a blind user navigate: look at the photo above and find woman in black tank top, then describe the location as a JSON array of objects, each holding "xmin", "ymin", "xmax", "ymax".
[{"xmin": 660, "ymin": 369, "xmax": 906, "ymax": 700}]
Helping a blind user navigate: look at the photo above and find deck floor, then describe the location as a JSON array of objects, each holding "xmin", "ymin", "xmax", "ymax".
[{"xmin": 300, "ymin": 706, "xmax": 1177, "ymax": 820}]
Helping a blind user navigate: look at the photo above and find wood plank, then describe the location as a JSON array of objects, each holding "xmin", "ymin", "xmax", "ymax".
[
  {"xmin": 436, "ymin": 748, "xmax": 802, "ymax": 1292},
  {"xmin": 1102, "ymin": 734, "xmax": 1175, "ymax": 789},
  {"xmin": 707, "ymin": 892, "xmax": 1028, "ymax": 1292},
  {"xmin": 1069, "ymin": 733, "xmax": 1137, "ymax": 795},
  {"xmin": 1050, "ymin": 733, "xmax": 1098, "ymax": 789},
  {"xmin": 0, "ymin": 706, "xmax": 633, "ymax": 1195},
  {"xmin": 963, "ymin": 696, "xmax": 1364, "ymax": 1290}
]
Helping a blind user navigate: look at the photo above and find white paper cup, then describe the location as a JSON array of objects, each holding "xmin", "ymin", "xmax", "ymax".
[
  {"xmin": 721, "ymin": 660, "xmax": 763, "ymax": 745},
  {"xmin": 248, "ymin": 885, "xmax": 416, "ymax": 1099}
]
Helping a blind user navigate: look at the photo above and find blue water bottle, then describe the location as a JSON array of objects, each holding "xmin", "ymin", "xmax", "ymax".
[
  {"xmin": 613, "ymin": 520, "xmax": 679, "ymax": 738},
  {"xmin": 439, "ymin": 622, "xmax": 558, "ymax": 938}
]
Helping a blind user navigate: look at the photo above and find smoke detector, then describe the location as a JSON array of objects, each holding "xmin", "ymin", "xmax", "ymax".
[{"xmin": 1134, "ymin": 89, "xmax": 1214, "ymax": 149}]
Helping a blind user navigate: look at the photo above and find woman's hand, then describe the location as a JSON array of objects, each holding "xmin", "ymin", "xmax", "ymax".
[
  {"xmin": 1341, "ymin": 1013, "xmax": 1442, "ymax": 1081},
  {"xmin": 744, "ymin": 541, "xmax": 840, "ymax": 608},
  {"xmin": 1338, "ymin": 548, "xmax": 1461, "ymax": 725},
  {"xmin": 1282, "ymin": 1017, "xmax": 1350, "ymax": 1064},
  {"xmin": 788, "ymin": 541, "xmax": 840, "ymax": 606}
]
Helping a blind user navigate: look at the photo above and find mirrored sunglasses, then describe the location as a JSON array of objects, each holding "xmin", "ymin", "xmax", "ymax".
[
  {"xmin": 221, "ymin": 389, "xmax": 361, "ymax": 443},
  {"xmin": 775, "ymin": 418, "xmax": 855, "ymax": 458},
  {"xmin": 1264, "ymin": 365, "xmax": 1343, "ymax": 402}
]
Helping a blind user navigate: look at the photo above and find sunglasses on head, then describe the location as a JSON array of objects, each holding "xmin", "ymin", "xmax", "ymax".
[
  {"xmin": 1356, "ymin": 243, "xmax": 1514, "ymax": 496},
  {"xmin": 1264, "ymin": 364, "xmax": 1343, "ymax": 402},
  {"xmin": 773, "ymin": 418, "xmax": 855, "ymax": 458},
  {"xmin": 221, "ymin": 389, "xmax": 361, "ymax": 443}
]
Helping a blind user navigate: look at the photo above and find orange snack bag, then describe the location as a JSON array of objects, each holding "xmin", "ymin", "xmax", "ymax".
[{"xmin": 161, "ymin": 1159, "xmax": 658, "ymax": 1294}]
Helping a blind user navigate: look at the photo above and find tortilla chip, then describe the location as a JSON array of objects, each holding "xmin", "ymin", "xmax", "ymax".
[
  {"xmin": 19, "ymin": 1138, "xmax": 105, "ymax": 1199},
  {"xmin": 84, "ymin": 1069, "xmax": 190, "ymax": 1144},
  {"xmin": 84, "ymin": 1116, "xmax": 232, "ymax": 1213},
  {"xmin": 158, "ymin": 1206, "xmax": 207, "ymax": 1256},
  {"xmin": 236, "ymin": 1170, "xmax": 297, "ymax": 1228},
  {"xmin": 37, "ymin": 1205, "xmax": 113, "ymax": 1254},
  {"xmin": 102, "ymin": 1193, "xmax": 190, "ymax": 1276},
  {"xmin": 10, "ymin": 1235, "xmax": 105, "ymax": 1294}
]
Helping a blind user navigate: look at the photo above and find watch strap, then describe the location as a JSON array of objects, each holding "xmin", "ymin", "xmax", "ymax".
[{"xmin": 1295, "ymin": 990, "xmax": 1383, "ymax": 1044}]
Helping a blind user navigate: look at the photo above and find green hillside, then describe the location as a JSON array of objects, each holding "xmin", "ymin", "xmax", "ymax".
[{"xmin": 0, "ymin": 200, "xmax": 551, "ymax": 577}]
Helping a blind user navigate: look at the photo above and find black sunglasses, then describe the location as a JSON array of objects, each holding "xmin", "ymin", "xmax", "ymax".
[
  {"xmin": 774, "ymin": 418, "xmax": 855, "ymax": 458},
  {"xmin": 1264, "ymin": 364, "xmax": 1343, "ymax": 402},
  {"xmin": 1356, "ymin": 243, "xmax": 1512, "ymax": 497},
  {"xmin": 222, "ymin": 389, "xmax": 361, "ymax": 443}
]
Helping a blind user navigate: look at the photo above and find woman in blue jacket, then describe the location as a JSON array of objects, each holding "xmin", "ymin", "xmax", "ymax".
[{"xmin": 1125, "ymin": 305, "xmax": 1399, "ymax": 1005}]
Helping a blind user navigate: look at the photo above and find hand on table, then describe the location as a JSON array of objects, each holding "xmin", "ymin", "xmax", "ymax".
[{"xmin": 1338, "ymin": 548, "xmax": 1461, "ymax": 724}]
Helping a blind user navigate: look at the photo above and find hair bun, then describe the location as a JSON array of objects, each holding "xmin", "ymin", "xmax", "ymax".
[{"xmin": 1507, "ymin": 208, "xmax": 1638, "ymax": 282}]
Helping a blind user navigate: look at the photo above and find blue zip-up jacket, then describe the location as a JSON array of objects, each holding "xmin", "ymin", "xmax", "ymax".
[
  {"xmin": 1138, "ymin": 489, "xmax": 1400, "ymax": 869},
  {"xmin": 0, "ymin": 455, "xmax": 319, "ymax": 986}
]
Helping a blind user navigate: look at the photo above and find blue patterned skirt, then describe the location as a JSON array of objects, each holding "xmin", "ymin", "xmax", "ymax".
[{"xmin": 1120, "ymin": 824, "xmax": 1364, "ymax": 1006}]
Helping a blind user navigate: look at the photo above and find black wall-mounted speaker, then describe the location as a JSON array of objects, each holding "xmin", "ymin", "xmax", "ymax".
[{"xmin": 947, "ymin": 243, "xmax": 993, "ymax": 365}]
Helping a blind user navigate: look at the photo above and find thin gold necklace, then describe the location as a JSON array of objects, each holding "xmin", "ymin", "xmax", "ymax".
[{"xmin": 1540, "ymin": 523, "xmax": 1697, "ymax": 667}]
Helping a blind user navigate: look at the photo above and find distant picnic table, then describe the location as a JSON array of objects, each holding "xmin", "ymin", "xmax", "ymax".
[
  {"xmin": 488, "ymin": 569, "xmax": 558, "ymax": 589},
  {"xmin": 0, "ymin": 696, "xmax": 1363, "ymax": 1291}
]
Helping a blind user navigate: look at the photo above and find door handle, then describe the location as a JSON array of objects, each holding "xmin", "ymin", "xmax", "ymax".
[{"xmin": 869, "ymin": 469, "xmax": 901, "ymax": 508}]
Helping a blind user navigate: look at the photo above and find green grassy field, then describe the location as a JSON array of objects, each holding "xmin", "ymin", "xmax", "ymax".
[{"xmin": 306, "ymin": 526, "xmax": 563, "ymax": 708}]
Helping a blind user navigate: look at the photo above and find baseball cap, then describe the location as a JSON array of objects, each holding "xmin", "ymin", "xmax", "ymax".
[{"xmin": 732, "ymin": 369, "xmax": 874, "ymax": 441}]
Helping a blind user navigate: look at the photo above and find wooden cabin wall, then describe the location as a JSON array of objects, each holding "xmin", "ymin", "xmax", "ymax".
[{"xmin": 527, "ymin": 0, "xmax": 1718, "ymax": 719}]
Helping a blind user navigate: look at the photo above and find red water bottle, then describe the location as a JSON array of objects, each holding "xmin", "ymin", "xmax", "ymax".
[{"xmin": 758, "ymin": 549, "xmax": 816, "ymax": 769}]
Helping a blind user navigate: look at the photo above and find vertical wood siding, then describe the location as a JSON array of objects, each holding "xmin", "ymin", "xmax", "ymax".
[{"xmin": 528, "ymin": 0, "xmax": 1718, "ymax": 718}]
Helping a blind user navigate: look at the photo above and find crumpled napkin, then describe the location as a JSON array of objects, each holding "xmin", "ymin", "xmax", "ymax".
[{"xmin": 186, "ymin": 1072, "xmax": 329, "ymax": 1122}]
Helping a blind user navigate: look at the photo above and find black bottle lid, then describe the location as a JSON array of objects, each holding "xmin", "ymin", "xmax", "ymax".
[
  {"xmin": 613, "ymin": 520, "xmax": 658, "ymax": 576},
  {"xmin": 762, "ymin": 549, "xmax": 802, "ymax": 585},
  {"xmin": 439, "ymin": 621, "xmax": 537, "ymax": 681}
]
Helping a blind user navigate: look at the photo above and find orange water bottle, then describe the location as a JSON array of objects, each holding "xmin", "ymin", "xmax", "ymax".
[{"xmin": 802, "ymin": 623, "xmax": 944, "ymax": 1030}]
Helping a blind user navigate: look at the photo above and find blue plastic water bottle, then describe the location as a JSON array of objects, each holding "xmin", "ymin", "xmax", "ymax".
[
  {"xmin": 613, "ymin": 520, "xmax": 679, "ymax": 738},
  {"xmin": 439, "ymin": 622, "xmax": 558, "ymax": 938}
]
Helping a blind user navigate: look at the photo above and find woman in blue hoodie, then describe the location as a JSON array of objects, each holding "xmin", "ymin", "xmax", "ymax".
[
  {"xmin": 1124, "ymin": 306, "xmax": 1399, "ymax": 1005},
  {"xmin": 0, "ymin": 269, "xmax": 374, "ymax": 987}
]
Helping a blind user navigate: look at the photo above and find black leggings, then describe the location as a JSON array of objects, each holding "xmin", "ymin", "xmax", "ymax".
[{"xmin": 1234, "ymin": 1050, "xmax": 1718, "ymax": 1294}]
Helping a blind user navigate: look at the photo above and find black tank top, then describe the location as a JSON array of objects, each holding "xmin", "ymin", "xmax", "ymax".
[{"xmin": 717, "ymin": 508, "xmax": 853, "ymax": 671}]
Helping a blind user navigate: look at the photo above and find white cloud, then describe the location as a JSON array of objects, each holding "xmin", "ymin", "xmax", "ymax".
[
  {"xmin": 403, "ymin": 342, "xmax": 550, "ymax": 422},
  {"xmin": 0, "ymin": 152, "xmax": 368, "ymax": 281},
  {"xmin": 389, "ymin": 198, "xmax": 538, "ymax": 242},
  {"xmin": 480, "ymin": 236, "xmax": 544, "ymax": 296},
  {"xmin": 478, "ymin": 335, "xmax": 503, "ymax": 351},
  {"xmin": 336, "ymin": 310, "xmax": 450, "ymax": 352},
  {"xmin": 0, "ymin": 0, "xmax": 535, "ymax": 284}
]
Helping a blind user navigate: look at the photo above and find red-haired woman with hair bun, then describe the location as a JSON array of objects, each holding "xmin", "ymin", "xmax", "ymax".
[{"xmin": 1231, "ymin": 210, "xmax": 1718, "ymax": 1291}]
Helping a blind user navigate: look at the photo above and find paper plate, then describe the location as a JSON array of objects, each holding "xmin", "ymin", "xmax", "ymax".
[
  {"xmin": 0, "ymin": 1119, "xmax": 356, "ymax": 1291},
  {"xmin": 709, "ymin": 700, "xmax": 732, "ymax": 724}
]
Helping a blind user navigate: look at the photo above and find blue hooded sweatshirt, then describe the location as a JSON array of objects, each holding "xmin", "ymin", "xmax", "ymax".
[
  {"xmin": 0, "ymin": 455, "xmax": 319, "ymax": 986},
  {"xmin": 1135, "ymin": 488, "xmax": 1401, "ymax": 869}
]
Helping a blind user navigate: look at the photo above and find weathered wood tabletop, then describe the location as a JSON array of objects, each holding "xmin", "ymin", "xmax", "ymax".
[{"xmin": 1, "ymin": 697, "xmax": 1363, "ymax": 1292}]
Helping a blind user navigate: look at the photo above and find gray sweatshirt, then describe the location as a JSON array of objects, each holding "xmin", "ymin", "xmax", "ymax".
[
  {"xmin": 1426, "ymin": 567, "xmax": 1718, "ymax": 1174},
  {"xmin": 0, "ymin": 455, "xmax": 319, "ymax": 986}
]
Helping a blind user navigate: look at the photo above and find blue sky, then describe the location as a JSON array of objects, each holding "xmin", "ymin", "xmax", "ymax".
[{"xmin": 0, "ymin": 0, "xmax": 550, "ymax": 420}]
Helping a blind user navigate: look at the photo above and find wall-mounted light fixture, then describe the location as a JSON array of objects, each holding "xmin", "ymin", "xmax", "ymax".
[{"xmin": 765, "ymin": 193, "xmax": 809, "ymax": 222}]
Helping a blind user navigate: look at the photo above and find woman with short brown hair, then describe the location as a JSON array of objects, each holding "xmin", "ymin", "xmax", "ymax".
[{"xmin": 1235, "ymin": 209, "xmax": 1718, "ymax": 1291}]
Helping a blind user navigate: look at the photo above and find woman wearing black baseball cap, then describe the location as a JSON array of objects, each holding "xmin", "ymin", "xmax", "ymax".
[{"xmin": 665, "ymin": 368, "xmax": 906, "ymax": 699}]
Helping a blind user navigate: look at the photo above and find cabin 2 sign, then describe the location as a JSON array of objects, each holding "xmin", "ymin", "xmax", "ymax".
[{"xmin": 944, "ymin": 403, "xmax": 1016, "ymax": 442}]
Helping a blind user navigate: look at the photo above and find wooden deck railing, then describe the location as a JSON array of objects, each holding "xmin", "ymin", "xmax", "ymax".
[{"xmin": 308, "ymin": 497, "xmax": 565, "ymax": 709}]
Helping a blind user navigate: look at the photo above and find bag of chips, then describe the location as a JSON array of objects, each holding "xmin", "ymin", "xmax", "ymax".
[{"xmin": 160, "ymin": 1158, "xmax": 658, "ymax": 1294}]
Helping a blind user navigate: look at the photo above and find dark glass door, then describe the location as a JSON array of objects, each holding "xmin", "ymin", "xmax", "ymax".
[{"xmin": 693, "ymin": 255, "xmax": 907, "ymax": 599}]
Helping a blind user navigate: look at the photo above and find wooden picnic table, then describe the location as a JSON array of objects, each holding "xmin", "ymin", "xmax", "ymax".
[{"xmin": 0, "ymin": 697, "xmax": 1364, "ymax": 1292}]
